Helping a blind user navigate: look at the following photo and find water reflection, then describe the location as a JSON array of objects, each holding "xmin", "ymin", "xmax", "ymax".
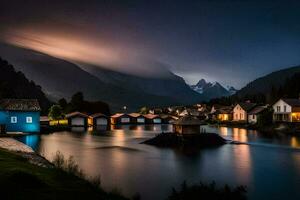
[{"xmin": 17, "ymin": 125, "xmax": 300, "ymax": 200}]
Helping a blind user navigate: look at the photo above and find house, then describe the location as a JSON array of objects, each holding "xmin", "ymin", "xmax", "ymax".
[
  {"xmin": 248, "ymin": 106, "xmax": 268, "ymax": 124},
  {"xmin": 40, "ymin": 116, "xmax": 50, "ymax": 127},
  {"xmin": 0, "ymin": 99, "xmax": 40, "ymax": 133},
  {"xmin": 160, "ymin": 114, "xmax": 178, "ymax": 124},
  {"xmin": 128, "ymin": 113, "xmax": 145, "ymax": 124},
  {"xmin": 89, "ymin": 113, "xmax": 109, "ymax": 127},
  {"xmin": 110, "ymin": 113, "xmax": 132, "ymax": 124},
  {"xmin": 217, "ymin": 107, "xmax": 233, "ymax": 121},
  {"xmin": 65, "ymin": 112, "xmax": 89, "ymax": 127},
  {"xmin": 144, "ymin": 114, "xmax": 162, "ymax": 124},
  {"xmin": 173, "ymin": 115, "xmax": 205, "ymax": 135},
  {"xmin": 273, "ymin": 98, "xmax": 300, "ymax": 122},
  {"xmin": 233, "ymin": 102, "xmax": 256, "ymax": 122}
]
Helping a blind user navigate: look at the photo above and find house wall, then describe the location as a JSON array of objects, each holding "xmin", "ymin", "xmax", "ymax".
[
  {"xmin": 273, "ymin": 99, "xmax": 292, "ymax": 122},
  {"xmin": 233, "ymin": 104, "xmax": 247, "ymax": 121},
  {"xmin": 248, "ymin": 114, "xmax": 257, "ymax": 124},
  {"xmin": 0, "ymin": 111, "xmax": 40, "ymax": 132}
]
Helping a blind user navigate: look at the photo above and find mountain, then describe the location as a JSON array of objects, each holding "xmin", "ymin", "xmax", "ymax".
[
  {"xmin": 0, "ymin": 43, "xmax": 202, "ymax": 111},
  {"xmin": 236, "ymin": 65, "xmax": 300, "ymax": 98},
  {"xmin": 227, "ymin": 86, "xmax": 238, "ymax": 95},
  {"xmin": 79, "ymin": 64, "xmax": 201, "ymax": 104},
  {"xmin": 0, "ymin": 57, "xmax": 51, "ymax": 112},
  {"xmin": 190, "ymin": 79, "xmax": 234, "ymax": 99}
]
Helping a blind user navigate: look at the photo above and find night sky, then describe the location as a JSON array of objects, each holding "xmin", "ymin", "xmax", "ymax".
[{"xmin": 1, "ymin": 0, "xmax": 300, "ymax": 88}]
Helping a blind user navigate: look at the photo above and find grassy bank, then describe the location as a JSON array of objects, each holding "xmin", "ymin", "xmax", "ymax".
[{"xmin": 0, "ymin": 149, "xmax": 129, "ymax": 200}]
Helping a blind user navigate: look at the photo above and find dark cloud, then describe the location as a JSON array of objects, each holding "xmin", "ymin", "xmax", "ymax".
[{"xmin": 1, "ymin": 0, "xmax": 300, "ymax": 88}]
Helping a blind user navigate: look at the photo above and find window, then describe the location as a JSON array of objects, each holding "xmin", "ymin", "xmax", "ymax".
[
  {"xmin": 121, "ymin": 117, "xmax": 130, "ymax": 123},
  {"xmin": 253, "ymin": 115, "xmax": 255, "ymax": 119},
  {"xmin": 11, "ymin": 116, "xmax": 17, "ymax": 123},
  {"xmin": 284, "ymin": 105, "xmax": 287, "ymax": 112},
  {"xmin": 26, "ymin": 117, "xmax": 33, "ymax": 123},
  {"xmin": 276, "ymin": 106, "xmax": 280, "ymax": 112}
]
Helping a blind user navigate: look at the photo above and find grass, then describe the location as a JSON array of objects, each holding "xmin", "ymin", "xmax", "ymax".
[{"xmin": 0, "ymin": 149, "xmax": 130, "ymax": 200}]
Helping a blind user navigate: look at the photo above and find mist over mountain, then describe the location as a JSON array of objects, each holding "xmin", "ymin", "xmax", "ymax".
[{"xmin": 0, "ymin": 43, "xmax": 204, "ymax": 111}]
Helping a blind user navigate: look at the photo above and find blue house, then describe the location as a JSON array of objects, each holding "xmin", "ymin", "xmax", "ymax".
[{"xmin": 0, "ymin": 99, "xmax": 41, "ymax": 133}]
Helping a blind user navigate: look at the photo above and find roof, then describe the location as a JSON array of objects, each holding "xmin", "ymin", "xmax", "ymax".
[
  {"xmin": 173, "ymin": 115, "xmax": 205, "ymax": 125},
  {"xmin": 65, "ymin": 112, "xmax": 89, "ymax": 118},
  {"xmin": 40, "ymin": 116, "xmax": 49, "ymax": 122},
  {"xmin": 110, "ymin": 113, "xmax": 130, "ymax": 118},
  {"xmin": 281, "ymin": 98, "xmax": 300, "ymax": 107},
  {"xmin": 237, "ymin": 102, "xmax": 256, "ymax": 112},
  {"xmin": 128, "ymin": 113, "xmax": 144, "ymax": 118},
  {"xmin": 90, "ymin": 113, "xmax": 107, "ymax": 118},
  {"xmin": 248, "ymin": 106, "xmax": 268, "ymax": 115},
  {"xmin": 143, "ymin": 114, "xmax": 160, "ymax": 119},
  {"xmin": 0, "ymin": 99, "xmax": 40, "ymax": 111}
]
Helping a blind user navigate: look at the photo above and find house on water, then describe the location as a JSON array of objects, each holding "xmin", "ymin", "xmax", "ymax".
[
  {"xmin": 144, "ymin": 114, "xmax": 162, "ymax": 124},
  {"xmin": 110, "ymin": 113, "xmax": 132, "ymax": 124},
  {"xmin": 129, "ymin": 113, "xmax": 145, "ymax": 124},
  {"xmin": 65, "ymin": 112, "xmax": 89, "ymax": 127},
  {"xmin": 0, "ymin": 99, "xmax": 40, "ymax": 133},
  {"xmin": 173, "ymin": 115, "xmax": 205, "ymax": 135},
  {"xmin": 89, "ymin": 113, "xmax": 109, "ymax": 127},
  {"xmin": 273, "ymin": 98, "xmax": 300, "ymax": 122}
]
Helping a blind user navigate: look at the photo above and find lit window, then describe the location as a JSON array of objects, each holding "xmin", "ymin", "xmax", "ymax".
[
  {"xmin": 26, "ymin": 117, "xmax": 33, "ymax": 123},
  {"xmin": 11, "ymin": 116, "xmax": 17, "ymax": 123}
]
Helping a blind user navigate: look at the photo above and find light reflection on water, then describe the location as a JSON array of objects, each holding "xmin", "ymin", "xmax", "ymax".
[{"xmin": 17, "ymin": 125, "xmax": 300, "ymax": 200}]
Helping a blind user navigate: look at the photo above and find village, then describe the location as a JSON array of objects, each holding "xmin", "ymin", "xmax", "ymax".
[{"xmin": 0, "ymin": 97, "xmax": 300, "ymax": 135}]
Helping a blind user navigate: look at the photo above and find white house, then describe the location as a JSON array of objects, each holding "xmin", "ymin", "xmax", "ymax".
[
  {"xmin": 233, "ymin": 102, "xmax": 256, "ymax": 122},
  {"xmin": 273, "ymin": 98, "xmax": 300, "ymax": 122},
  {"xmin": 248, "ymin": 106, "xmax": 268, "ymax": 124}
]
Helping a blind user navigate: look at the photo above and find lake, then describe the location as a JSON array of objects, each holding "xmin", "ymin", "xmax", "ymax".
[{"xmin": 18, "ymin": 125, "xmax": 300, "ymax": 200}]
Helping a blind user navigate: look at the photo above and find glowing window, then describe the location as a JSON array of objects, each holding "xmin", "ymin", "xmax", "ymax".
[
  {"xmin": 26, "ymin": 117, "xmax": 33, "ymax": 123},
  {"xmin": 11, "ymin": 116, "xmax": 17, "ymax": 123}
]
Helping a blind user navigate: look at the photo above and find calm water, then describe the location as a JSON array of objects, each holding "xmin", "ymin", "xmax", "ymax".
[{"xmin": 18, "ymin": 125, "xmax": 300, "ymax": 200}]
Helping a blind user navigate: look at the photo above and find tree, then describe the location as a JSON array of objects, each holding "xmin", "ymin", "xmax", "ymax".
[
  {"xmin": 71, "ymin": 92, "xmax": 84, "ymax": 110},
  {"xmin": 58, "ymin": 98, "xmax": 68, "ymax": 110},
  {"xmin": 48, "ymin": 105, "xmax": 63, "ymax": 120},
  {"xmin": 140, "ymin": 107, "xmax": 149, "ymax": 114}
]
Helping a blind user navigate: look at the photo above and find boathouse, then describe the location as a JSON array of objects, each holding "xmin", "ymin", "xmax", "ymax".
[
  {"xmin": 129, "ymin": 113, "xmax": 145, "ymax": 124},
  {"xmin": 0, "ymin": 99, "xmax": 40, "ymax": 133},
  {"xmin": 173, "ymin": 115, "xmax": 204, "ymax": 135},
  {"xmin": 110, "ymin": 113, "xmax": 132, "ymax": 124},
  {"xmin": 90, "ymin": 113, "xmax": 109, "ymax": 126},
  {"xmin": 144, "ymin": 114, "xmax": 162, "ymax": 124},
  {"xmin": 66, "ymin": 112, "xmax": 89, "ymax": 127}
]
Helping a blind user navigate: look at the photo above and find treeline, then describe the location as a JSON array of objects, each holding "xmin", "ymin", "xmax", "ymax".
[
  {"xmin": 0, "ymin": 57, "xmax": 51, "ymax": 113},
  {"xmin": 48, "ymin": 92, "xmax": 110, "ymax": 120},
  {"xmin": 207, "ymin": 72, "xmax": 300, "ymax": 106}
]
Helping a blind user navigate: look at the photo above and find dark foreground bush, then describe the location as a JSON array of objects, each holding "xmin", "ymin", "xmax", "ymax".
[{"xmin": 167, "ymin": 181, "xmax": 247, "ymax": 200}]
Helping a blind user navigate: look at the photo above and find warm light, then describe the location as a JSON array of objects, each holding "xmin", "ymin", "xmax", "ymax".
[{"xmin": 49, "ymin": 119, "xmax": 68, "ymax": 126}]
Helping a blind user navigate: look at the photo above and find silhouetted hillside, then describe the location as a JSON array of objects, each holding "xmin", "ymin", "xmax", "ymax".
[{"xmin": 0, "ymin": 58, "xmax": 51, "ymax": 112}]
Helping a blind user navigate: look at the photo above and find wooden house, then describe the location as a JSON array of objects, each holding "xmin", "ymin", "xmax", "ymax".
[
  {"xmin": 144, "ymin": 114, "xmax": 162, "ymax": 124},
  {"xmin": 173, "ymin": 115, "xmax": 205, "ymax": 135},
  {"xmin": 128, "ymin": 113, "xmax": 145, "ymax": 124},
  {"xmin": 233, "ymin": 102, "xmax": 256, "ymax": 122},
  {"xmin": 217, "ymin": 107, "xmax": 233, "ymax": 121},
  {"xmin": 0, "ymin": 99, "xmax": 41, "ymax": 133},
  {"xmin": 273, "ymin": 98, "xmax": 300, "ymax": 122},
  {"xmin": 110, "ymin": 113, "xmax": 132, "ymax": 124},
  {"xmin": 90, "ymin": 113, "xmax": 109, "ymax": 126},
  {"xmin": 65, "ymin": 112, "xmax": 89, "ymax": 127}
]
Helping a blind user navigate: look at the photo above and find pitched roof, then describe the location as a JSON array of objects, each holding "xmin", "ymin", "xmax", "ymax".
[
  {"xmin": 90, "ymin": 113, "xmax": 107, "ymax": 118},
  {"xmin": 0, "ymin": 99, "xmax": 40, "ymax": 111},
  {"xmin": 248, "ymin": 106, "xmax": 268, "ymax": 115},
  {"xmin": 110, "ymin": 113, "xmax": 130, "ymax": 118},
  {"xmin": 65, "ymin": 112, "xmax": 89, "ymax": 118},
  {"xmin": 143, "ymin": 114, "xmax": 160, "ymax": 119},
  {"xmin": 237, "ymin": 102, "xmax": 256, "ymax": 112},
  {"xmin": 281, "ymin": 98, "xmax": 300, "ymax": 107},
  {"xmin": 173, "ymin": 115, "xmax": 205, "ymax": 125},
  {"xmin": 128, "ymin": 113, "xmax": 144, "ymax": 118}
]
